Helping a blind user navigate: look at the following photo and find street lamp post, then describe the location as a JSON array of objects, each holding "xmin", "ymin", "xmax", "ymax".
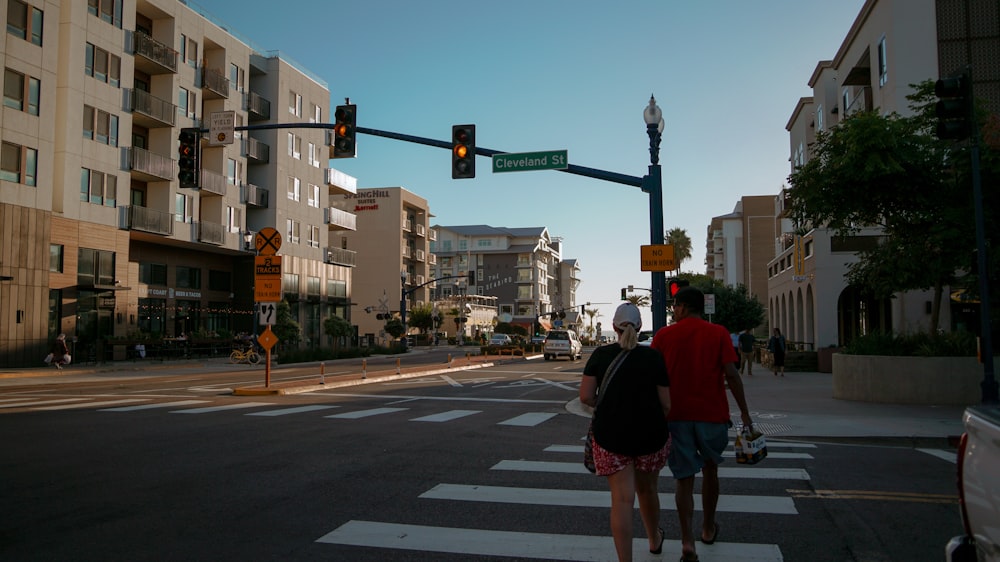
[
  {"xmin": 643, "ymin": 95, "xmax": 667, "ymax": 331},
  {"xmin": 400, "ymin": 270, "xmax": 408, "ymax": 351}
]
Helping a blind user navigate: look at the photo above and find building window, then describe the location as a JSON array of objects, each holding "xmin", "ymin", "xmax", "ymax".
[
  {"xmin": 139, "ymin": 262, "xmax": 167, "ymax": 285},
  {"xmin": 185, "ymin": 36, "xmax": 197, "ymax": 67},
  {"xmin": 287, "ymin": 176, "xmax": 300, "ymax": 202},
  {"xmin": 307, "ymin": 183, "xmax": 319, "ymax": 208},
  {"xmin": 228, "ymin": 63, "xmax": 244, "ymax": 92},
  {"xmin": 87, "ymin": 0, "xmax": 122, "ymax": 28},
  {"xmin": 82, "ymin": 105, "xmax": 118, "ymax": 146},
  {"xmin": 4, "ymin": 68, "xmax": 40, "ymax": 115},
  {"xmin": 227, "ymin": 158, "xmax": 237, "ymax": 185},
  {"xmin": 49, "ymin": 244, "xmax": 63, "ymax": 272},
  {"xmin": 7, "ymin": 0, "xmax": 43, "ymax": 47},
  {"xmin": 1, "ymin": 141, "xmax": 37, "ymax": 186},
  {"xmin": 208, "ymin": 270, "xmax": 231, "ymax": 292},
  {"xmin": 178, "ymin": 88, "xmax": 196, "ymax": 119},
  {"xmin": 176, "ymin": 266, "xmax": 201, "ymax": 289},
  {"xmin": 78, "ymin": 248, "xmax": 115, "ymax": 287},
  {"xmin": 79, "ymin": 167, "xmax": 117, "ymax": 207},
  {"xmin": 310, "ymin": 103, "xmax": 321, "ymax": 123},
  {"xmin": 307, "ymin": 142, "xmax": 316, "ymax": 166},
  {"xmin": 877, "ymin": 36, "xmax": 888, "ymax": 87},
  {"xmin": 85, "ymin": 43, "xmax": 121, "ymax": 87},
  {"xmin": 816, "ymin": 104, "xmax": 824, "ymax": 132},
  {"xmin": 289, "ymin": 91, "xmax": 302, "ymax": 117},
  {"xmin": 327, "ymin": 279, "xmax": 347, "ymax": 298},
  {"xmin": 477, "ymin": 239, "xmax": 492, "ymax": 248},
  {"xmin": 226, "ymin": 205, "xmax": 241, "ymax": 233},
  {"xmin": 174, "ymin": 193, "xmax": 193, "ymax": 223},
  {"xmin": 287, "ymin": 219, "xmax": 300, "ymax": 244},
  {"xmin": 307, "ymin": 225, "xmax": 320, "ymax": 248}
]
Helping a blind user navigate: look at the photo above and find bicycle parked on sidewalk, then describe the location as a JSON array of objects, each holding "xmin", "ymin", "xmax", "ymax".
[{"xmin": 229, "ymin": 345, "xmax": 261, "ymax": 365}]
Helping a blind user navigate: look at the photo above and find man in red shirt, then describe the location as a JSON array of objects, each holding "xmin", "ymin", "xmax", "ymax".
[{"xmin": 651, "ymin": 286, "xmax": 753, "ymax": 562}]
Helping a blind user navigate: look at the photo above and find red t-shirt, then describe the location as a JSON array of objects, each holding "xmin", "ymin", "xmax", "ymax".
[{"xmin": 651, "ymin": 316, "xmax": 737, "ymax": 423}]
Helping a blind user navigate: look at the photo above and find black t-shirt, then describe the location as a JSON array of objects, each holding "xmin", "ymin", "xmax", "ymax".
[{"xmin": 583, "ymin": 343, "xmax": 670, "ymax": 456}]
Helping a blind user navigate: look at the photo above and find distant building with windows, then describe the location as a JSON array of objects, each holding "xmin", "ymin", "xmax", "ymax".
[{"xmin": 430, "ymin": 225, "xmax": 582, "ymax": 337}]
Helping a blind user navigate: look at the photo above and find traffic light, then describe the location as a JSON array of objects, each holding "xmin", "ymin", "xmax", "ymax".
[
  {"xmin": 621, "ymin": 288, "xmax": 627, "ymax": 300},
  {"xmin": 178, "ymin": 128, "xmax": 200, "ymax": 189},
  {"xmin": 668, "ymin": 278, "xmax": 689, "ymax": 299},
  {"xmin": 452, "ymin": 124, "xmax": 475, "ymax": 179},
  {"xmin": 333, "ymin": 104, "xmax": 357, "ymax": 158},
  {"xmin": 935, "ymin": 71, "xmax": 973, "ymax": 140}
]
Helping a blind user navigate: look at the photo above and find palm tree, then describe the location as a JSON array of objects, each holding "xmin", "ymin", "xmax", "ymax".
[
  {"xmin": 627, "ymin": 294, "xmax": 650, "ymax": 308},
  {"xmin": 585, "ymin": 307, "xmax": 601, "ymax": 340},
  {"xmin": 665, "ymin": 227, "xmax": 692, "ymax": 272}
]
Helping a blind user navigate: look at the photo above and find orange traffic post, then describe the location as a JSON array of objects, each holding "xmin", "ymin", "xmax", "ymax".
[
  {"xmin": 320, "ymin": 361, "xmax": 325, "ymax": 385},
  {"xmin": 396, "ymin": 358, "xmax": 401, "ymax": 374},
  {"xmin": 362, "ymin": 359, "xmax": 367, "ymax": 379}
]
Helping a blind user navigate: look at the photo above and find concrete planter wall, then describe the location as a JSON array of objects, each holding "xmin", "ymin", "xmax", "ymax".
[{"xmin": 832, "ymin": 354, "xmax": 997, "ymax": 405}]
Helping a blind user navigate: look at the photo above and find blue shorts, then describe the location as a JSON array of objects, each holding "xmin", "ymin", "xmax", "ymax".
[{"xmin": 667, "ymin": 421, "xmax": 729, "ymax": 479}]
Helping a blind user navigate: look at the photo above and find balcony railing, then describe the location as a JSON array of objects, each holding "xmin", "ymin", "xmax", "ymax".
[
  {"xmin": 127, "ymin": 88, "xmax": 176, "ymax": 126},
  {"xmin": 127, "ymin": 146, "xmax": 173, "ymax": 181},
  {"xmin": 242, "ymin": 136, "xmax": 269, "ymax": 163},
  {"xmin": 415, "ymin": 249, "xmax": 425, "ymax": 262},
  {"xmin": 120, "ymin": 205, "xmax": 173, "ymax": 235},
  {"xmin": 324, "ymin": 207, "xmax": 357, "ymax": 230},
  {"xmin": 402, "ymin": 246, "xmax": 412, "ymax": 258},
  {"xmin": 428, "ymin": 229, "xmax": 437, "ymax": 241},
  {"xmin": 130, "ymin": 31, "xmax": 177, "ymax": 73},
  {"xmin": 242, "ymin": 183, "xmax": 268, "ymax": 207},
  {"xmin": 197, "ymin": 221, "xmax": 226, "ymax": 245},
  {"xmin": 416, "ymin": 224, "xmax": 426, "ymax": 237},
  {"xmin": 243, "ymin": 90, "xmax": 270, "ymax": 121},
  {"xmin": 428, "ymin": 253, "xmax": 437, "ymax": 265},
  {"xmin": 324, "ymin": 247, "xmax": 357, "ymax": 267},
  {"xmin": 199, "ymin": 170, "xmax": 227, "ymax": 196},
  {"xmin": 201, "ymin": 68, "xmax": 229, "ymax": 99}
]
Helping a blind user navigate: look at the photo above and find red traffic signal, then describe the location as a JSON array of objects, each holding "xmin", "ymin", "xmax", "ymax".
[
  {"xmin": 333, "ymin": 104, "xmax": 357, "ymax": 158},
  {"xmin": 668, "ymin": 278, "xmax": 689, "ymax": 297},
  {"xmin": 452, "ymin": 124, "xmax": 475, "ymax": 179}
]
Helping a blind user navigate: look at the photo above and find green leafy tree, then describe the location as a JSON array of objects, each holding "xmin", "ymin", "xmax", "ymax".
[
  {"xmin": 384, "ymin": 318, "xmax": 404, "ymax": 339},
  {"xmin": 272, "ymin": 300, "xmax": 301, "ymax": 349},
  {"xmin": 626, "ymin": 294, "xmax": 651, "ymax": 308},
  {"xmin": 494, "ymin": 321, "xmax": 516, "ymax": 335},
  {"xmin": 787, "ymin": 80, "xmax": 999, "ymax": 332},
  {"xmin": 323, "ymin": 314, "xmax": 353, "ymax": 350},
  {"xmin": 407, "ymin": 304, "xmax": 434, "ymax": 334},
  {"xmin": 665, "ymin": 227, "xmax": 692, "ymax": 272}
]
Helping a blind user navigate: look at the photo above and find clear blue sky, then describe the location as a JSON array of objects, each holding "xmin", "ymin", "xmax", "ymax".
[{"xmin": 191, "ymin": 0, "xmax": 865, "ymax": 329}]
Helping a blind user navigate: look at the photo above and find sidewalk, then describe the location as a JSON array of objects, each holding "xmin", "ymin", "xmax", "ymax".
[{"xmin": 1, "ymin": 353, "xmax": 969, "ymax": 442}]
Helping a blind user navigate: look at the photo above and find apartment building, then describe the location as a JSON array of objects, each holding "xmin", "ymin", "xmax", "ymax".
[
  {"xmin": 773, "ymin": 0, "xmax": 999, "ymax": 348},
  {"xmin": 0, "ymin": 0, "xmax": 356, "ymax": 366},
  {"xmin": 337, "ymin": 187, "xmax": 432, "ymax": 346},
  {"xmin": 430, "ymin": 225, "xmax": 581, "ymax": 337},
  {"xmin": 705, "ymin": 195, "xmax": 775, "ymax": 306}
]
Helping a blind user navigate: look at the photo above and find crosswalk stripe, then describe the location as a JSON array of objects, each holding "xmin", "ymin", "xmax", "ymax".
[
  {"xmin": 246, "ymin": 405, "xmax": 339, "ymax": 416},
  {"xmin": 325, "ymin": 407, "xmax": 407, "ymax": 419},
  {"xmin": 411, "ymin": 409, "xmax": 481, "ymax": 422},
  {"xmin": 420, "ymin": 483, "xmax": 798, "ymax": 514},
  {"xmin": 316, "ymin": 520, "xmax": 783, "ymax": 561},
  {"xmin": 170, "ymin": 402, "xmax": 273, "ymax": 414},
  {"xmin": 500, "ymin": 412, "xmax": 559, "ymax": 426},
  {"xmin": 37, "ymin": 399, "xmax": 150, "ymax": 410},
  {"xmin": 545, "ymin": 444, "xmax": 813, "ymax": 460},
  {"xmin": 0, "ymin": 398, "xmax": 90, "ymax": 409},
  {"xmin": 492, "ymin": 460, "xmax": 812, "ymax": 480},
  {"xmin": 101, "ymin": 400, "xmax": 209, "ymax": 411}
]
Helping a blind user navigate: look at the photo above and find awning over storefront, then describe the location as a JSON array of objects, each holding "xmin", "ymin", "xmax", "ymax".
[{"xmin": 538, "ymin": 317, "xmax": 552, "ymax": 331}]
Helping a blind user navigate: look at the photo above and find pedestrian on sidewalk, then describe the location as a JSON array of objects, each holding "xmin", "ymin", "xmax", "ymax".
[
  {"xmin": 738, "ymin": 329, "xmax": 756, "ymax": 375},
  {"xmin": 651, "ymin": 287, "xmax": 753, "ymax": 562},
  {"xmin": 767, "ymin": 328, "xmax": 786, "ymax": 376},
  {"xmin": 49, "ymin": 333, "xmax": 69, "ymax": 370},
  {"xmin": 580, "ymin": 302, "xmax": 671, "ymax": 562}
]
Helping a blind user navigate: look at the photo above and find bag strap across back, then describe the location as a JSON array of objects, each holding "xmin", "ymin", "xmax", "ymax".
[{"xmin": 595, "ymin": 348, "xmax": 630, "ymax": 408}]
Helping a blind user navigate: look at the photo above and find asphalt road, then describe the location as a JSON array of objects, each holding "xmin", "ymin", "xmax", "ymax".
[{"xmin": 0, "ymin": 355, "xmax": 964, "ymax": 561}]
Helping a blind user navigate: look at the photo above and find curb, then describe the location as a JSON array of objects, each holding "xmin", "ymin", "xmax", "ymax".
[{"xmin": 231, "ymin": 362, "xmax": 498, "ymax": 395}]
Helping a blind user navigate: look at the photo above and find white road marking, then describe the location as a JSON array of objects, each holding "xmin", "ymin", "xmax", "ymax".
[
  {"xmin": 546, "ymin": 445, "xmax": 813, "ymax": 459},
  {"xmin": 492, "ymin": 460, "xmax": 812, "ymax": 480},
  {"xmin": 317, "ymin": 520, "xmax": 783, "ymax": 561},
  {"xmin": 421, "ymin": 483, "xmax": 798, "ymax": 514},
  {"xmin": 101, "ymin": 400, "xmax": 209, "ymax": 411},
  {"xmin": 500, "ymin": 412, "xmax": 559, "ymax": 426},
  {"xmin": 917, "ymin": 448, "xmax": 957, "ymax": 464},
  {"xmin": 37, "ymin": 399, "xmax": 150, "ymax": 410},
  {"xmin": 411, "ymin": 409, "xmax": 480, "ymax": 422},
  {"xmin": 325, "ymin": 407, "xmax": 408, "ymax": 419},
  {"xmin": 246, "ymin": 405, "xmax": 339, "ymax": 416},
  {"xmin": 0, "ymin": 398, "xmax": 90, "ymax": 409},
  {"xmin": 170, "ymin": 402, "xmax": 273, "ymax": 414}
]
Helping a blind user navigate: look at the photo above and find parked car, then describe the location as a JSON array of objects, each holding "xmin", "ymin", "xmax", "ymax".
[
  {"xmin": 946, "ymin": 404, "xmax": 1000, "ymax": 562},
  {"xmin": 530, "ymin": 336, "xmax": 546, "ymax": 345},
  {"xmin": 488, "ymin": 334, "xmax": 512, "ymax": 346},
  {"xmin": 543, "ymin": 329, "xmax": 582, "ymax": 361}
]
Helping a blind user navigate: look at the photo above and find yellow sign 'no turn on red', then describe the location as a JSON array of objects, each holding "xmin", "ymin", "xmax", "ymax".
[{"xmin": 640, "ymin": 244, "xmax": 676, "ymax": 272}]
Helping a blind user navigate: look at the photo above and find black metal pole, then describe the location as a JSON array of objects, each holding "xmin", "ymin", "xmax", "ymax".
[
  {"xmin": 645, "ymin": 123, "xmax": 667, "ymax": 332},
  {"xmin": 970, "ymin": 142, "xmax": 998, "ymax": 404}
]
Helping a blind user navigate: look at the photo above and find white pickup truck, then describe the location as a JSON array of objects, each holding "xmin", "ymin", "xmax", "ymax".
[{"xmin": 947, "ymin": 405, "xmax": 1000, "ymax": 561}]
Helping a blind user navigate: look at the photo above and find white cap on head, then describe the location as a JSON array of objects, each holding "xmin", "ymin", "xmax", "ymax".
[{"xmin": 613, "ymin": 303, "xmax": 642, "ymax": 331}]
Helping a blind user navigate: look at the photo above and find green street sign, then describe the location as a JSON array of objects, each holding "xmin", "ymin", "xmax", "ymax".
[{"xmin": 492, "ymin": 150, "xmax": 568, "ymax": 173}]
